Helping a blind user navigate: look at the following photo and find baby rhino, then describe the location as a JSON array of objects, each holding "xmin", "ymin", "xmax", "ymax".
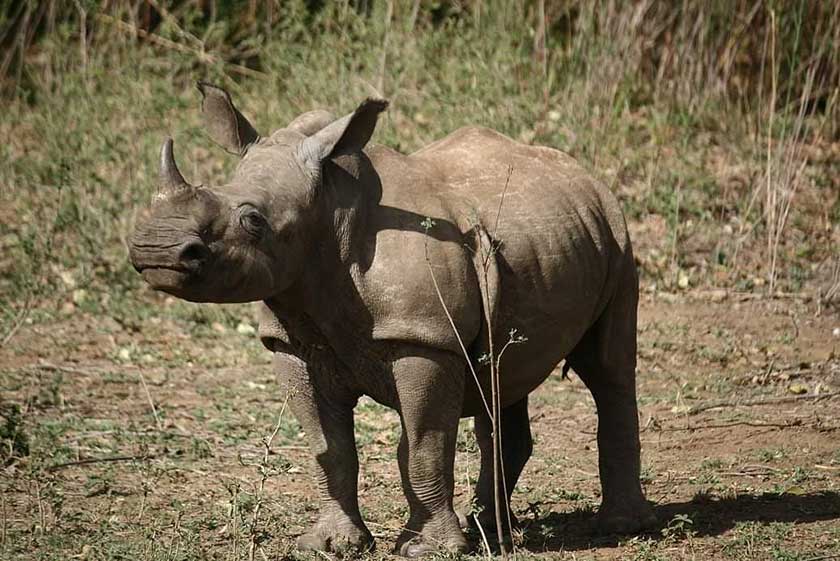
[{"xmin": 128, "ymin": 83, "xmax": 655, "ymax": 556}]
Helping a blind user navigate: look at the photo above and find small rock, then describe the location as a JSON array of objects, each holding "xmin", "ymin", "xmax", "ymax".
[
  {"xmin": 677, "ymin": 272, "xmax": 690, "ymax": 289},
  {"xmin": 117, "ymin": 347, "xmax": 132, "ymax": 361},
  {"xmin": 72, "ymin": 289, "xmax": 88, "ymax": 305},
  {"xmin": 785, "ymin": 485, "xmax": 806, "ymax": 496},
  {"xmin": 658, "ymin": 291, "xmax": 678, "ymax": 303},
  {"xmin": 59, "ymin": 270, "xmax": 76, "ymax": 289},
  {"xmin": 211, "ymin": 322, "xmax": 226, "ymax": 334},
  {"xmin": 787, "ymin": 383, "xmax": 808, "ymax": 395},
  {"xmin": 71, "ymin": 544, "xmax": 92, "ymax": 560},
  {"xmin": 236, "ymin": 322, "xmax": 256, "ymax": 335},
  {"xmin": 709, "ymin": 289, "xmax": 728, "ymax": 302},
  {"xmin": 832, "ymin": 327, "xmax": 840, "ymax": 338}
]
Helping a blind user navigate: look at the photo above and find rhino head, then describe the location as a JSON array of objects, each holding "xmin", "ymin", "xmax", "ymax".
[{"xmin": 128, "ymin": 83, "xmax": 387, "ymax": 303}]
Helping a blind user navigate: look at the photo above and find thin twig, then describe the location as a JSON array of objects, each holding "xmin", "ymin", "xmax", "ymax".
[
  {"xmin": 376, "ymin": 0, "xmax": 394, "ymax": 96},
  {"xmin": 473, "ymin": 513, "xmax": 493, "ymax": 559},
  {"xmin": 479, "ymin": 234, "xmax": 506, "ymax": 555},
  {"xmin": 481, "ymin": 168, "xmax": 518, "ymax": 555},
  {"xmin": 249, "ymin": 394, "xmax": 289, "ymax": 561},
  {"xmin": 491, "ymin": 166, "xmax": 513, "ymax": 243},
  {"xmin": 138, "ymin": 371, "xmax": 163, "ymax": 431},
  {"xmin": 0, "ymin": 297, "xmax": 32, "ymax": 348},
  {"xmin": 686, "ymin": 391, "xmax": 840, "ymax": 415},
  {"xmin": 1, "ymin": 490, "xmax": 6, "ymax": 548},
  {"xmin": 422, "ymin": 221, "xmax": 492, "ymax": 419}
]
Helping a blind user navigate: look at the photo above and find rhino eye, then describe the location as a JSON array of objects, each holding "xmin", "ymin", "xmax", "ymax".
[{"xmin": 239, "ymin": 207, "xmax": 267, "ymax": 238}]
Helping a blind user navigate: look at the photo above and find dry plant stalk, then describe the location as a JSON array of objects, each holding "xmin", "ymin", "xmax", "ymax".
[
  {"xmin": 762, "ymin": 8, "xmax": 816, "ymax": 294},
  {"xmin": 247, "ymin": 393, "xmax": 290, "ymax": 561},
  {"xmin": 735, "ymin": 7, "xmax": 816, "ymax": 294},
  {"xmin": 422, "ymin": 165, "xmax": 517, "ymax": 557},
  {"xmin": 137, "ymin": 370, "xmax": 163, "ymax": 431}
]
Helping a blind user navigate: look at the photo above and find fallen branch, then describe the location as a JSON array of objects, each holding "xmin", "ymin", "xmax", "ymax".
[
  {"xmin": 33, "ymin": 361, "xmax": 108, "ymax": 376},
  {"xmin": 67, "ymin": 429, "xmax": 194, "ymax": 441},
  {"xmin": 46, "ymin": 454, "xmax": 156, "ymax": 472},
  {"xmin": 97, "ymin": 14, "xmax": 265, "ymax": 79},
  {"xmin": 686, "ymin": 391, "xmax": 840, "ymax": 415},
  {"xmin": 655, "ymin": 420, "xmax": 802, "ymax": 431},
  {"xmin": 719, "ymin": 464, "xmax": 782, "ymax": 477},
  {"xmin": 801, "ymin": 554, "xmax": 840, "ymax": 561}
]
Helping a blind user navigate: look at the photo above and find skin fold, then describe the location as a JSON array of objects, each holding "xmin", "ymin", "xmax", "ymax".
[{"xmin": 128, "ymin": 83, "xmax": 656, "ymax": 556}]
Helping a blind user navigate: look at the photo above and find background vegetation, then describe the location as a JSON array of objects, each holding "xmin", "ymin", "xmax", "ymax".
[
  {"xmin": 0, "ymin": 1, "xmax": 838, "ymax": 560},
  {"xmin": 1, "ymin": 0, "xmax": 838, "ymax": 335}
]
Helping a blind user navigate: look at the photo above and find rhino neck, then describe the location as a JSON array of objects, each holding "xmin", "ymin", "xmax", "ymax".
[
  {"xmin": 261, "ymin": 152, "xmax": 381, "ymax": 381},
  {"xmin": 319, "ymin": 154, "xmax": 373, "ymax": 266}
]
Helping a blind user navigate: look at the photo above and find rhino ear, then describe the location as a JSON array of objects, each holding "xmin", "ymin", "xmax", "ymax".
[
  {"xmin": 298, "ymin": 98, "xmax": 388, "ymax": 174},
  {"xmin": 197, "ymin": 82, "xmax": 260, "ymax": 157}
]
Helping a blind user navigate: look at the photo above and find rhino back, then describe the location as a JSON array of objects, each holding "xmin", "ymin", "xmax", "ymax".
[{"xmin": 409, "ymin": 127, "xmax": 634, "ymax": 408}]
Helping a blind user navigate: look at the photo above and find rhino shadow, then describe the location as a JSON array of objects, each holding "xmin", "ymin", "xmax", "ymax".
[
  {"xmin": 509, "ymin": 491, "xmax": 840, "ymax": 553},
  {"xmin": 329, "ymin": 156, "xmax": 468, "ymax": 275}
]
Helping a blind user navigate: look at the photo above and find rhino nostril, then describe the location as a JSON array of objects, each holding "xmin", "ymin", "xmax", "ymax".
[{"xmin": 177, "ymin": 241, "xmax": 209, "ymax": 271}]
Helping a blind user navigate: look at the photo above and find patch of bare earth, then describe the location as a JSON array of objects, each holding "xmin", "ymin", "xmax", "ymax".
[{"xmin": 1, "ymin": 295, "xmax": 838, "ymax": 559}]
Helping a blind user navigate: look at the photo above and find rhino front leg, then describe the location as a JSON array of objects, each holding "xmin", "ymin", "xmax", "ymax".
[
  {"xmin": 275, "ymin": 353, "xmax": 373, "ymax": 554},
  {"xmin": 391, "ymin": 347, "xmax": 468, "ymax": 557}
]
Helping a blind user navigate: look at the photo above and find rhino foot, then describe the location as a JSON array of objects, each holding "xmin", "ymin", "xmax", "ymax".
[
  {"xmin": 395, "ymin": 512, "xmax": 467, "ymax": 558},
  {"xmin": 297, "ymin": 514, "xmax": 374, "ymax": 556},
  {"xmin": 595, "ymin": 500, "xmax": 657, "ymax": 535}
]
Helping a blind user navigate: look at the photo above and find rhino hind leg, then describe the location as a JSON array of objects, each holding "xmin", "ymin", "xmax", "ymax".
[
  {"xmin": 566, "ymin": 265, "xmax": 657, "ymax": 535},
  {"xmin": 465, "ymin": 397, "xmax": 533, "ymax": 537}
]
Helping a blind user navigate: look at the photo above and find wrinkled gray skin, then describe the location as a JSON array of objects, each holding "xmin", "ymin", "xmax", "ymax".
[{"xmin": 128, "ymin": 83, "xmax": 656, "ymax": 556}]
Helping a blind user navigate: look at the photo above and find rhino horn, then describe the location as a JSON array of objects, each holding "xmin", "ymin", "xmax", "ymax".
[{"xmin": 158, "ymin": 138, "xmax": 192, "ymax": 195}]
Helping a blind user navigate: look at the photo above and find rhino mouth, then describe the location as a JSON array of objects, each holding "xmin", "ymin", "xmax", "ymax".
[{"xmin": 139, "ymin": 266, "xmax": 197, "ymax": 292}]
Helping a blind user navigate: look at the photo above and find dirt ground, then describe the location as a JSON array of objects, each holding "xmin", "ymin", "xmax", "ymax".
[{"xmin": 1, "ymin": 292, "xmax": 839, "ymax": 560}]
